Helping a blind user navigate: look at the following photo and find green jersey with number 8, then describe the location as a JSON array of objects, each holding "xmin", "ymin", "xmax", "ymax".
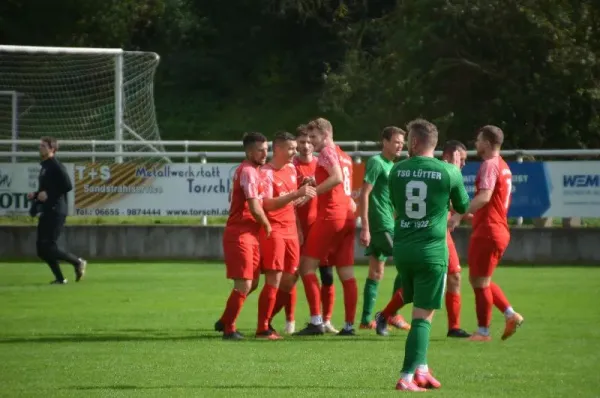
[{"xmin": 389, "ymin": 156, "xmax": 469, "ymax": 267}]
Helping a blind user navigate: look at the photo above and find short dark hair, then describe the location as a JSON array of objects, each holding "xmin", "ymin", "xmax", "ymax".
[
  {"xmin": 443, "ymin": 140, "xmax": 467, "ymax": 157},
  {"xmin": 273, "ymin": 131, "xmax": 296, "ymax": 146},
  {"xmin": 295, "ymin": 124, "xmax": 308, "ymax": 138},
  {"xmin": 381, "ymin": 126, "xmax": 406, "ymax": 141},
  {"xmin": 407, "ymin": 119, "xmax": 438, "ymax": 148},
  {"xmin": 242, "ymin": 132, "xmax": 267, "ymax": 149},
  {"xmin": 478, "ymin": 125, "xmax": 504, "ymax": 147},
  {"xmin": 40, "ymin": 136, "xmax": 58, "ymax": 151}
]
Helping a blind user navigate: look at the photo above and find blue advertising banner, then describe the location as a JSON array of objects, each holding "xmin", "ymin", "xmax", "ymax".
[{"xmin": 461, "ymin": 161, "xmax": 600, "ymax": 218}]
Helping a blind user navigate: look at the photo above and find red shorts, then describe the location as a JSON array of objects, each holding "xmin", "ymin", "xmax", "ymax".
[
  {"xmin": 259, "ymin": 230, "xmax": 300, "ymax": 275},
  {"xmin": 302, "ymin": 218, "xmax": 346, "ymax": 264},
  {"xmin": 223, "ymin": 230, "xmax": 261, "ymax": 280},
  {"xmin": 447, "ymin": 231, "xmax": 461, "ymax": 274},
  {"xmin": 325, "ymin": 218, "xmax": 355, "ymax": 267},
  {"xmin": 468, "ymin": 236, "xmax": 509, "ymax": 277}
]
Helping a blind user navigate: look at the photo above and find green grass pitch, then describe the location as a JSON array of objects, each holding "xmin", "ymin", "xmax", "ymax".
[{"xmin": 0, "ymin": 263, "xmax": 599, "ymax": 397}]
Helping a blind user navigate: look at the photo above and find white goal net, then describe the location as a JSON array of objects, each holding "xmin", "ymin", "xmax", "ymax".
[{"xmin": 0, "ymin": 45, "xmax": 166, "ymax": 162}]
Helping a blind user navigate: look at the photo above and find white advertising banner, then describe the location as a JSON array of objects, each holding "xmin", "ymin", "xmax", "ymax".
[
  {"xmin": 0, "ymin": 163, "xmax": 75, "ymax": 215},
  {"xmin": 72, "ymin": 163, "xmax": 238, "ymax": 216}
]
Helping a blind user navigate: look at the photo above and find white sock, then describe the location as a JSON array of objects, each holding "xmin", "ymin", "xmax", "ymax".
[
  {"xmin": 401, "ymin": 373, "xmax": 414, "ymax": 383},
  {"xmin": 310, "ymin": 315, "xmax": 323, "ymax": 325},
  {"xmin": 417, "ymin": 364, "xmax": 429, "ymax": 373},
  {"xmin": 504, "ymin": 306, "xmax": 516, "ymax": 319},
  {"xmin": 477, "ymin": 327, "xmax": 490, "ymax": 336},
  {"xmin": 344, "ymin": 322, "xmax": 353, "ymax": 331}
]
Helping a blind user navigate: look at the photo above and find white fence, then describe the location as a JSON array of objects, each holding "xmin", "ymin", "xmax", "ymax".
[{"xmin": 1, "ymin": 139, "xmax": 600, "ymax": 163}]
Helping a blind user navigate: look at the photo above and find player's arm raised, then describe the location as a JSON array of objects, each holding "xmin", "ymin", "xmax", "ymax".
[
  {"xmin": 241, "ymin": 167, "xmax": 272, "ymax": 236},
  {"xmin": 315, "ymin": 148, "xmax": 343, "ymax": 195}
]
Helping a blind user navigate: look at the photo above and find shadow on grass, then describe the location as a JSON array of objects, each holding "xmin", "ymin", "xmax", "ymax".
[
  {"xmin": 0, "ymin": 328, "xmax": 421, "ymax": 344},
  {"xmin": 65, "ymin": 384, "xmax": 388, "ymax": 391}
]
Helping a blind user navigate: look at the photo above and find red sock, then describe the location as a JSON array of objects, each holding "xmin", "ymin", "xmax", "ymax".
[
  {"xmin": 445, "ymin": 291, "xmax": 461, "ymax": 330},
  {"xmin": 490, "ymin": 282, "xmax": 511, "ymax": 313},
  {"xmin": 301, "ymin": 273, "xmax": 321, "ymax": 317},
  {"xmin": 321, "ymin": 283, "xmax": 335, "ymax": 322},
  {"xmin": 270, "ymin": 290, "xmax": 289, "ymax": 321},
  {"xmin": 381, "ymin": 288, "xmax": 404, "ymax": 319},
  {"xmin": 474, "ymin": 287, "xmax": 493, "ymax": 328},
  {"xmin": 341, "ymin": 277, "xmax": 358, "ymax": 325},
  {"xmin": 221, "ymin": 289, "xmax": 247, "ymax": 334},
  {"xmin": 257, "ymin": 284, "xmax": 278, "ymax": 333},
  {"xmin": 285, "ymin": 285, "xmax": 297, "ymax": 322}
]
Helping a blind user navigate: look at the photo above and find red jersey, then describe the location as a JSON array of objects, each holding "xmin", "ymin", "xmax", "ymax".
[
  {"xmin": 339, "ymin": 150, "xmax": 355, "ymax": 221},
  {"xmin": 293, "ymin": 156, "xmax": 318, "ymax": 233},
  {"xmin": 472, "ymin": 156, "xmax": 512, "ymax": 239},
  {"xmin": 316, "ymin": 145, "xmax": 352, "ymax": 220},
  {"xmin": 261, "ymin": 162, "xmax": 298, "ymax": 237},
  {"xmin": 225, "ymin": 160, "xmax": 264, "ymax": 234}
]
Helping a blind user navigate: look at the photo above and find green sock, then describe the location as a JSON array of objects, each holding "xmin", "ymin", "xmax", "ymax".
[
  {"xmin": 393, "ymin": 273, "xmax": 403, "ymax": 296},
  {"xmin": 401, "ymin": 318, "xmax": 432, "ymax": 374},
  {"xmin": 361, "ymin": 278, "xmax": 380, "ymax": 324}
]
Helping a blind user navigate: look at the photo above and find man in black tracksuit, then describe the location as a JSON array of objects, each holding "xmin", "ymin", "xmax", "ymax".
[{"xmin": 29, "ymin": 136, "xmax": 87, "ymax": 284}]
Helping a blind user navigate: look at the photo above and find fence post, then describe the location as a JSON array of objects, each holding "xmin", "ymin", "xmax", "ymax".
[
  {"xmin": 515, "ymin": 152, "xmax": 523, "ymax": 226},
  {"xmin": 201, "ymin": 154, "xmax": 208, "ymax": 226}
]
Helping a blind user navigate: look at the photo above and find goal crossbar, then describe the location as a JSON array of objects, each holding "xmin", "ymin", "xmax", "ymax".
[{"xmin": 0, "ymin": 45, "xmax": 123, "ymax": 55}]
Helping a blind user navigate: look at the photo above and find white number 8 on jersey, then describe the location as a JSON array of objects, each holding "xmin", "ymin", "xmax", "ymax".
[
  {"xmin": 342, "ymin": 166, "xmax": 352, "ymax": 196},
  {"xmin": 405, "ymin": 180, "xmax": 428, "ymax": 219}
]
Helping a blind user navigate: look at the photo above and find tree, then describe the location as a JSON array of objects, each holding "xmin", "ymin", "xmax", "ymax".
[{"xmin": 321, "ymin": 0, "xmax": 600, "ymax": 147}]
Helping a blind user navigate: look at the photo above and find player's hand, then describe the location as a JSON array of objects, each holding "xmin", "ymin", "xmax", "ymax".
[
  {"xmin": 27, "ymin": 192, "xmax": 35, "ymax": 200},
  {"xmin": 264, "ymin": 223, "xmax": 272, "ymax": 238},
  {"xmin": 302, "ymin": 176, "xmax": 316, "ymax": 187},
  {"xmin": 37, "ymin": 191, "xmax": 47, "ymax": 202},
  {"xmin": 298, "ymin": 184, "xmax": 317, "ymax": 199},
  {"xmin": 359, "ymin": 228, "xmax": 371, "ymax": 247},
  {"xmin": 450, "ymin": 150, "xmax": 462, "ymax": 168},
  {"xmin": 448, "ymin": 213, "xmax": 462, "ymax": 231}
]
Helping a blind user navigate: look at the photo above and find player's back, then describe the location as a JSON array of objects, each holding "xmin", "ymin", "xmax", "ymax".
[
  {"xmin": 226, "ymin": 160, "xmax": 262, "ymax": 234},
  {"xmin": 315, "ymin": 145, "xmax": 351, "ymax": 220},
  {"xmin": 472, "ymin": 156, "xmax": 511, "ymax": 239},
  {"xmin": 389, "ymin": 156, "xmax": 468, "ymax": 266},
  {"xmin": 261, "ymin": 162, "xmax": 297, "ymax": 236}
]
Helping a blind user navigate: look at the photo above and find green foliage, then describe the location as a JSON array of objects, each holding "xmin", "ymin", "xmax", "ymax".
[
  {"xmin": 1, "ymin": 0, "xmax": 599, "ymax": 145},
  {"xmin": 321, "ymin": 0, "xmax": 600, "ymax": 147}
]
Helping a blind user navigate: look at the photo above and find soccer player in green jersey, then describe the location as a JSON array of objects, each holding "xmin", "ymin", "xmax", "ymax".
[
  {"xmin": 389, "ymin": 119, "xmax": 470, "ymax": 392},
  {"xmin": 358, "ymin": 126, "xmax": 410, "ymax": 331}
]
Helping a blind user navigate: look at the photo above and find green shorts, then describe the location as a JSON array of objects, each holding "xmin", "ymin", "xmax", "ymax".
[
  {"xmin": 395, "ymin": 261, "xmax": 447, "ymax": 310},
  {"xmin": 365, "ymin": 230, "xmax": 394, "ymax": 261}
]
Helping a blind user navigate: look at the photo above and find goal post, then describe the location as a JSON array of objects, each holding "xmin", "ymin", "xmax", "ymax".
[{"xmin": 0, "ymin": 45, "xmax": 168, "ymax": 163}]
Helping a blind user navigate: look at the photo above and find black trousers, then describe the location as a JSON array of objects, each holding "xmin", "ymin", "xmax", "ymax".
[{"xmin": 36, "ymin": 212, "xmax": 79, "ymax": 281}]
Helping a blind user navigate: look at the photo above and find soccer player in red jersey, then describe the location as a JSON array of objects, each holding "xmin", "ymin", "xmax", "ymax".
[
  {"xmin": 294, "ymin": 118, "xmax": 359, "ymax": 336},
  {"xmin": 441, "ymin": 140, "xmax": 471, "ymax": 338},
  {"xmin": 449, "ymin": 125, "xmax": 524, "ymax": 341},
  {"xmin": 293, "ymin": 125, "xmax": 339, "ymax": 333},
  {"xmin": 217, "ymin": 132, "xmax": 271, "ymax": 340},
  {"xmin": 257, "ymin": 131, "xmax": 316, "ymax": 340}
]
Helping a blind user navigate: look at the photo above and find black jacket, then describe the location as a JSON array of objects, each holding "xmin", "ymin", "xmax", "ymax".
[{"xmin": 33, "ymin": 157, "xmax": 73, "ymax": 215}]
